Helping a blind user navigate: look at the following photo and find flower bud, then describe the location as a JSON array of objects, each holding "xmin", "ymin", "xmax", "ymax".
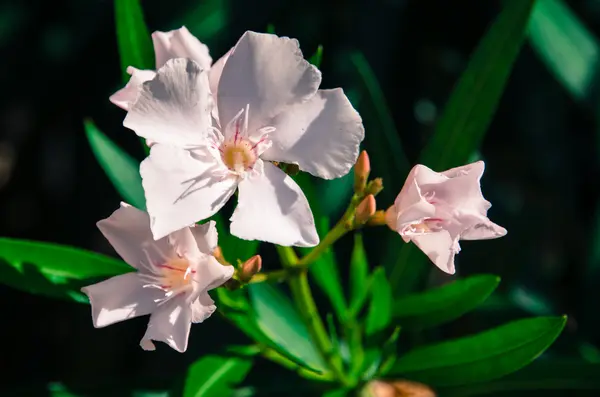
[
  {"xmin": 239, "ymin": 255, "xmax": 262, "ymax": 282},
  {"xmin": 355, "ymin": 194, "xmax": 376, "ymax": 225},
  {"xmin": 354, "ymin": 150, "xmax": 371, "ymax": 194},
  {"xmin": 365, "ymin": 177, "xmax": 384, "ymax": 196},
  {"xmin": 366, "ymin": 380, "xmax": 436, "ymax": 397},
  {"xmin": 213, "ymin": 246, "xmax": 228, "ymax": 265}
]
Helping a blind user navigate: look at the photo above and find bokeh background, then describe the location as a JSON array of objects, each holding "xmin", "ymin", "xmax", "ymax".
[{"xmin": 1, "ymin": 0, "xmax": 599, "ymax": 395}]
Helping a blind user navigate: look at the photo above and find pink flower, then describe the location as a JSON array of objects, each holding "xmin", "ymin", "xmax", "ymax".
[
  {"xmin": 386, "ymin": 161, "xmax": 506, "ymax": 274},
  {"xmin": 81, "ymin": 202, "xmax": 233, "ymax": 352}
]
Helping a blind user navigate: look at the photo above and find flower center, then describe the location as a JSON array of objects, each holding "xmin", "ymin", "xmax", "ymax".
[
  {"xmin": 157, "ymin": 257, "xmax": 195, "ymax": 291},
  {"xmin": 220, "ymin": 138, "xmax": 257, "ymax": 173},
  {"xmin": 401, "ymin": 218, "xmax": 444, "ymax": 235}
]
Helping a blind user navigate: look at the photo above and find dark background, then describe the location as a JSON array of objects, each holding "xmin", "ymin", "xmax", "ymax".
[{"xmin": 1, "ymin": 0, "xmax": 599, "ymax": 395}]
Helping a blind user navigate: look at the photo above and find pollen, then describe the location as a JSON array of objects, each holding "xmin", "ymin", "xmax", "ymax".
[{"xmin": 220, "ymin": 138, "xmax": 257, "ymax": 173}]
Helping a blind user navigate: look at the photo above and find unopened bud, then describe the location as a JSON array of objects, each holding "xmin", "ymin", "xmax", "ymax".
[
  {"xmin": 366, "ymin": 177, "xmax": 384, "ymax": 196},
  {"xmin": 239, "ymin": 255, "xmax": 262, "ymax": 282},
  {"xmin": 366, "ymin": 380, "xmax": 436, "ymax": 397},
  {"xmin": 355, "ymin": 194, "xmax": 376, "ymax": 225},
  {"xmin": 213, "ymin": 246, "xmax": 227, "ymax": 265},
  {"xmin": 367, "ymin": 210, "xmax": 387, "ymax": 226},
  {"xmin": 354, "ymin": 150, "xmax": 371, "ymax": 193}
]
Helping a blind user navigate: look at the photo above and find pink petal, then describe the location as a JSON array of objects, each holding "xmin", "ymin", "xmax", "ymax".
[
  {"xmin": 191, "ymin": 292, "xmax": 217, "ymax": 323},
  {"xmin": 152, "ymin": 26, "xmax": 212, "ymax": 70},
  {"xmin": 410, "ymin": 231, "xmax": 460, "ymax": 274},
  {"xmin": 209, "ymin": 48, "xmax": 232, "ymax": 97},
  {"xmin": 82, "ymin": 273, "xmax": 162, "ymax": 328},
  {"xmin": 109, "ymin": 68, "xmax": 156, "ymax": 110},
  {"xmin": 97, "ymin": 202, "xmax": 172, "ymax": 268},
  {"xmin": 230, "ymin": 161, "xmax": 319, "ymax": 247},
  {"xmin": 261, "ymin": 89, "xmax": 365, "ymax": 179},
  {"xmin": 189, "ymin": 255, "xmax": 234, "ymax": 297},
  {"xmin": 217, "ymin": 31, "xmax": 321, "ymax": 133},
  {"xmin": 123, "ymin": 58, "xmax": 213, "ymax": 148},
  {"xmin": 190, "ymin": 220, "xmax": 219, "ymax": 255},
  {"xmin": 140, "ymin": 144, "xmax": 237, "ymax": 241},
  {"xmin": 140, "ymin": 297, "xmax": 192, "ymax": 353},
  {"xmin": 459, "ymin": 214, "xmax": 507, "ymax": 240}
]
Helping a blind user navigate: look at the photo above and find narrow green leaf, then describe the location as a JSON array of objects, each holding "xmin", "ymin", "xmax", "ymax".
[
  {"xmin": 349, "ymin": 233, "xmax": 369, "ymax": 312},
  {"xmin": 419, "ymin": 0, "xmax": 536, "ymax": 170},
  {"xmin": 0, "ymin": 238, "xmax": 129, "ymax": 303},
  {"xmin": 389, "ymin": 316, "xmax": 567, "ymax": 387},
  {"xmin": 183, "ymin": 355, "xmax": 252, "ymax": 397},
  {"xmin": 85, "ymin": 120, "xmax": 146, "ymax": 210},
  {"xmin": 441, "ymin": 360, "xmax": 600, "ymax": 397},
  {"xmin": 528, "ymin": 0, "xmax": 598, "ymax": 103},
  {"xmin": 247, "ymin": 283, "xmax": 327, "ymax": 373},
  {"xmin": 175, "ymin": 0, "xmax": 228, "ymax": 41},
  {"xmin": 266, "ymin": 24, "xmax": 276, "ymax": 34},
  {"xmin": 393, "ymin": 274, "xmax": 501, "ymax": 329},
  {"xmin": 322, "ymin": 389, "xmax": 350, "ymax": 397},
  {"xmin": 319, "ymin": 170, "xmax": 355, "ymax": 217},
  {"xmin": 309, "ymin": 45, "xmax": 323, "ymax": 68},
  {"xmin": 365, "ymin": 267, "xmax": 392, "ymax": 336},
  {"xmin": 115, "ymin": 0, "xmax": 154, "ymax": 82}
]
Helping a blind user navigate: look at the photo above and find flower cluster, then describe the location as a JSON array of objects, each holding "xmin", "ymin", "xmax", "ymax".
[{"xmin": 82, "ymin": 27, "xmax": 505, "ymax": 352}]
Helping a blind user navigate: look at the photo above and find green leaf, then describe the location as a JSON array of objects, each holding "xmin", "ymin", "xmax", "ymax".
[
  {"xmin": 0, "ymin": 238, "xmax": 130, "ymax": 303},
  {"xmin": 419, "ymin": 0, "xmax": 536, "ymax": 170},
  {"xmin": 322, "ymin": 389, "xmax": 351, "ymax": 397},
  {"xmin": 389, "ymin": 316, "xmax": 566, "ymax": 387},
  {"xmin": 114, "ymin": 0, "xmax": 154, "ymax": 82},
  {"xmin": 393, "ymin": 274, "xmax": 500, "ymax": 329},
  {"xmin": 349, "ymin": 233, "xmax": 369, "ymax": 314},
  {"xmin": 174, "ymin": 0, "xmax": 229, "ymax": 42},
  {"xmin": 85, "ymin": 120, "xmax": 146, "ymax": 210},
  {"xmin": 365, "ymin": 267, "xmax": 392, "ymax": 336},
  {"xmin": 441, "ymin": 360, "xmax": 600, "ymax": 397},
  {"xmin": 247, "ymin": 283, "xmax": 327, "ymax": 373},
  {"xmin": 319, "ymin": 170, "xmax": 355, "ymax": 217},
  {"xmin": 309, "ymin": 45, "xmax": 323, "ymax": 68},
  {"xmin": 183, "ymin": 355, "xmax": 252, "ymax": 397},
  {"xmin": 528, "ymin": 0, "xmax": 598, "ymax": 103},
  {"xmin": 266, "ymin": 24, "xmax": 276, "ymax": 34}
]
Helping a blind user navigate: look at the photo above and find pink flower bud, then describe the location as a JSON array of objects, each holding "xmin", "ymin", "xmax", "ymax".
[
  {"xmin": 239, "ymin": 255, "xmax": 262, "ymax": 282},
  {"xmin": 354, "ymin": 150, "xmax": 371, "ymax": 193},
  {"xmin": 355, "ymin": 194, "xmax": 376, "ymax": 225}
]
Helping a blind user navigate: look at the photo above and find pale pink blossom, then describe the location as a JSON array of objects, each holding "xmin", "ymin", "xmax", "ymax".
[
  {"xmin": 385, "ymin": 161, "xmax": 506, "ymax": 274},
  {"xmin": 110, "ymin": 26, "xmax": 222, "ymax": 111},
  {"xmin": 123, "ymin": 31, "xmax": 365, "ymax": 246},
  {"xmin": 81, "ymin": 202, "xmax": 233, "ymax": 352}
]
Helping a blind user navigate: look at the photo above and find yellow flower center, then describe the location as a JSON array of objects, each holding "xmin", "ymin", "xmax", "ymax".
[
  {"xmin": 220, "ymin": 138, "xmax": 257, "ymax": 173},
  {"xmin": 157, "ymin": 257, "xmax": 194, "ymax": 290}
]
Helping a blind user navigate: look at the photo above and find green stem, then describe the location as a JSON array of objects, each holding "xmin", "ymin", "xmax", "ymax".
[{"xmin": 298, "ymin": 221, "xmax": 350, "ymax": 266}]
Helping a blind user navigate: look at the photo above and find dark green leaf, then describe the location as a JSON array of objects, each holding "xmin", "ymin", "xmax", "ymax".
[
  {"xmin": 309, "ymin": 45, "xmax": 323, "ymax": 68},
  {"xmin": 114, "ymin": 0, "xmax": 154, "ymax": 82},
  {"xmin": 174, "ymin": 0, "xmax": 228, "ymax": 42},
  {"xmin": 365, "ymin": 267, "xmax": 392, "ymax": 336},
  {"xmin": 419, "ymin": 0, "xmax": 536, "ymax": 170},
  {"xmin": 266, "ymin": 24, "xmax": 276, "ymax": 34},
  {"xmin": 441, "ymin": 360, "xmax": 600, "ymax": 397},
  {"xmin": 247, "ymin": 283, "xmax": 327, "ymax": 373},
  {"xmin": 389, "ymin": 316, "xmax": 566, "ymax": 387},
  {"xmin": 393, "ymin": 274, "xmax": 500, "ymax": 329},
  {"xmin": 85, "ymin": 120, "xmax": 146, "ymax": 210},
  {"xmin": 349, "ymin": 233, "xmax": 369, "ymax": 314},
  {"xmin": 322, "ymin": 389, "xmax": 351, "ymax": 397},
  {"xmin": 183, "ymin": 355, "xmax": 252, "ymax": 397},
  {"xmin": 528, "ymin": 0, "xmax": 597, "ymax": 103},
  {"xmin": 0, "ymin": 238, "xmax": 129, "ymax": 303}
]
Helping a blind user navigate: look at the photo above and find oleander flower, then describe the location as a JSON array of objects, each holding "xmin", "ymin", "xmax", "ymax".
[
  {"xmin": 81, "ymin": 202, "xmax": 233, "ymax": 352},
  {"xmin": 110, "ymin": 26, "xmax": 227, "ymax": 111},
  {"xmin": 123, "ymin": 31, "xmax": 365, "ymax": 246},
  {"xmin": 385, "ymin": 161, "xmax": 506, "ymax": 274}
]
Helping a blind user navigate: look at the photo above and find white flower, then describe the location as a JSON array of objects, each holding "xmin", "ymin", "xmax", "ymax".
[
  {"xmin": 385, "ymin": 161, "xmax": 507, "ymax": 274},
  {"xmin": 110, "ymin": 26, "xmax": 224, "ymax": 111},
  {"xmin": 123, "ymin": 31, "xmax": 365, "ymax": 246},
  {"xmin": 81, "ymin": 202, "xmax": 233, "ymax": 352}
]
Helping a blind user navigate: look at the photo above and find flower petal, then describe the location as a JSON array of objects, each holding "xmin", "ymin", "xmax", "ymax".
[
  {"xmin": 230, "ymin": 161, "xmax": 319, "ymax": 247},
  {"xmin": 209, "ymin": 49, "xmax": 232, "ymax": 97},
  {"xmin": 140, "ymin": 297, "xmax": 192, "ymax": 352},
  {"xmin": 168, "ymin": 227, "xmax": 203, "ymax": 261},
  {"xmin": 217, "ymin": 31, "xmax": 321, "ymax": 132},
  {"xmin": 152, "ymin": 26, "xmax": 212, "ymax": 70},
  {"xmin": 191, "ymin": 292, "xmax": 217, "ymax": 323},
  {"xmin": 123, "ymin": 58, "xmax": 213, "ymax": 148},
  {"xmin": 82, "ymin": 273, "xmax": 162, "ymax": 328},
  {"xmin": 97, "ymin": 202, "xmax": 172, "ymax": 268},
  {"xmin": 410, "ymin": 231, "xmax": 459, "ymax": 274},
  {"xmin": 459, "ymin": 214, "xmax": 507, "ymax": 240},
  {"xmin": 261, "ymin": 89, "xmax": 365, "ymax": 179},
  {"xmin": 190, "ymin": 220, "xmax": 219, "ymax": 255},
  {"xmin": 110, "ymin": 67, "xmax": 157, "ymax": 111},
  {"xmin": 190, "ymin": 255, "xmax": 234, "ymax": 297},
  {"xmin": 140, "ymin": 144, "xmax": 237, "ymax": 240}
]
